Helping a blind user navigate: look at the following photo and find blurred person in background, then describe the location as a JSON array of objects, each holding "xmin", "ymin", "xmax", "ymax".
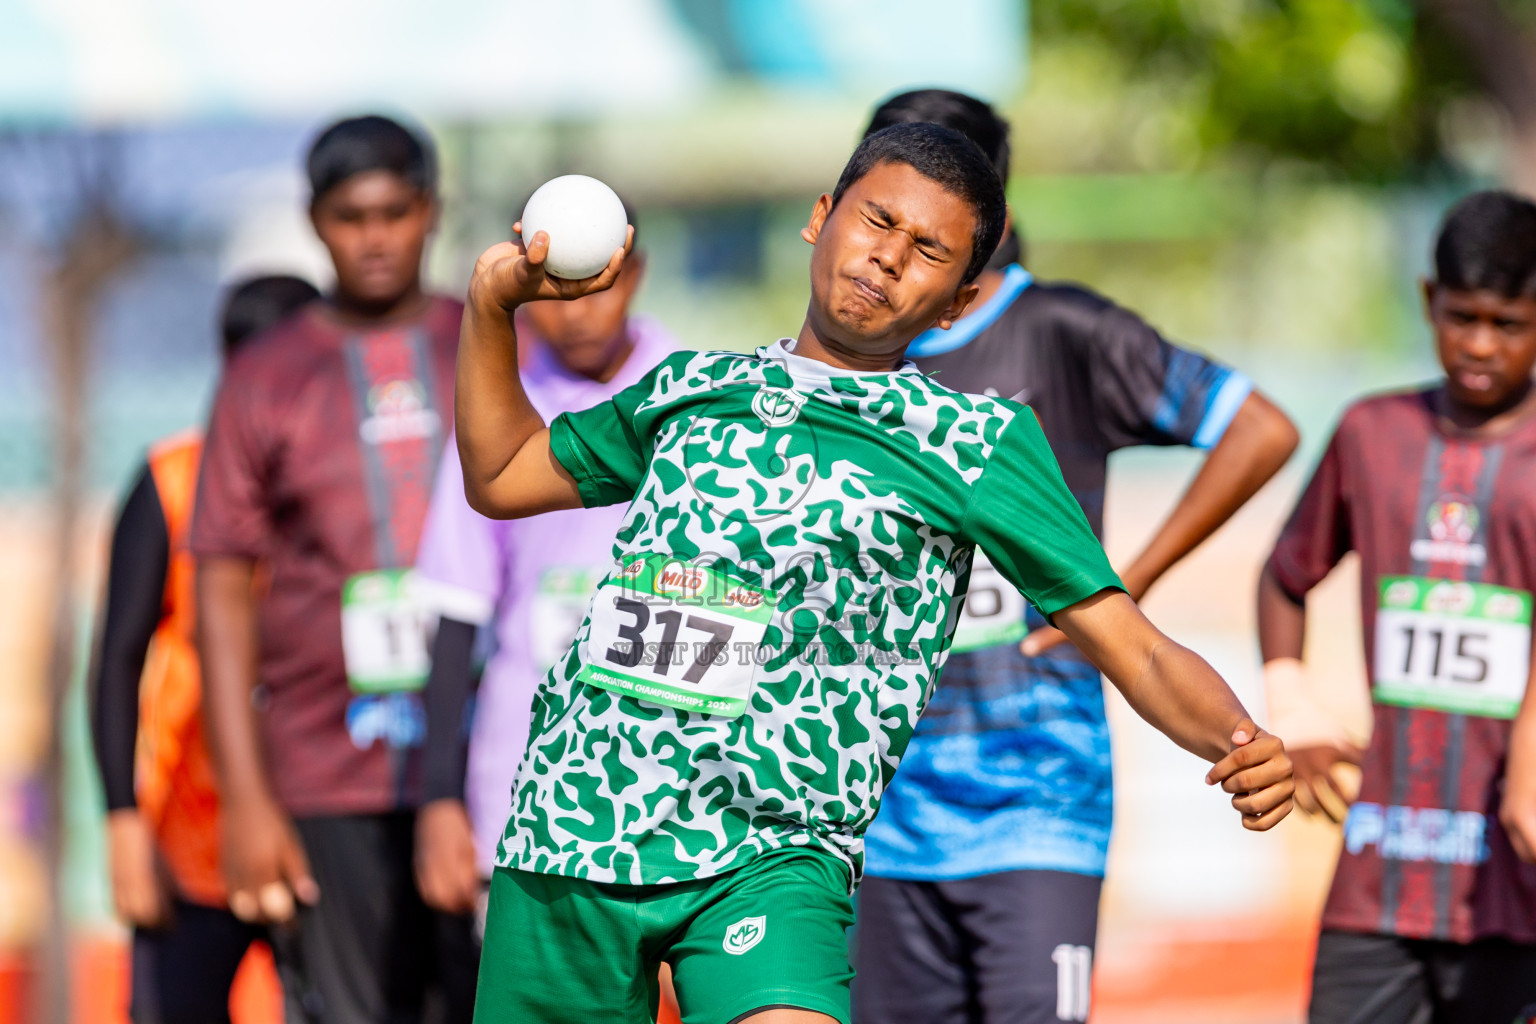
[
  {"xmin": 409, "ymin": 199, "xmax": 681, "ymax": 1010},
  {"xmin": 852, "ymin": 90, "xmax": 1299, "ymax": 1024},
  {"xmin": 1260, "ymin": 190, "xmax": 1536, "ymax": 1024},
  {"xmin": 90, "ymin": 274, "xmax": 319, "ymax": 1024},
  {"xmin": 192, "ymin": 115, "xmax": 476, "ymax": 1023}
]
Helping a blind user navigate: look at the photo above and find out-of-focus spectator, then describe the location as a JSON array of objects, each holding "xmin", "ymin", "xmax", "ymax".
[
  {"xmin": 90, "ymin": 274, "xmax": 319, "ymax": 1024},
  {"xmin": 191, "ymin": 115, "xmax": 476, "ymax": 1023},
  {"xmin": 1261, "ymin": 189, "xmax": 1536, "ymax": 1024},
  {"xmin": 854, "ymin": 88, "xmax": 1298, "ymax": 1024}
]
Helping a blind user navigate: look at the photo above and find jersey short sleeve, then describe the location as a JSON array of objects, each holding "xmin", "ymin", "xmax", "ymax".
[
  {"xmin": 1267, "ymin": 419, "xmax": 1354, "ymax": 602},
  {"xmin": 414, "ymin": 437, "xmax": 505, "ymax": 626},
  {"xmin": 548, "ymin": 352, "xmax": 688, "ymax": 508},
  {"xmin": 1084, "ymin": 301, "xmax": 1252, "ymax": 452},
  {"xmin": 190, "ymin": 355, "xmax": 272, "ymax": 561},
  {"xmin": 963, "ymin": 408, "xmax": 1124, "ymax": 618}
]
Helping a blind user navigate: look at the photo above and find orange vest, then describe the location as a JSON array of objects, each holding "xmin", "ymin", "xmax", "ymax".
[{"xmin": 136, "ymin": 429, "xmax": 224, "ymax": 906}]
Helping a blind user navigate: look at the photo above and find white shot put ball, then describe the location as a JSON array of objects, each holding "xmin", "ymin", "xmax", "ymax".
[{"xmin": 519, "ymin": 175, "xmax": 628, "ymax": 280}]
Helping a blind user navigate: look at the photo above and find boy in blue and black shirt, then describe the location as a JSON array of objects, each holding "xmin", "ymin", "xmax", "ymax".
[{"xmin": 856, "ymin": 90, "xmax": 1301, "ymax": 1024}]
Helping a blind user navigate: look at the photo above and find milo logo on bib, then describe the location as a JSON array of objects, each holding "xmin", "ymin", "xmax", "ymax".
[
  {"xmin": 723, "ymin": 585, "xmax": 764, "ymax": 611},
  {"xmin": 652, "ymin": 563, "xmax": 707, "ymax": 599}
]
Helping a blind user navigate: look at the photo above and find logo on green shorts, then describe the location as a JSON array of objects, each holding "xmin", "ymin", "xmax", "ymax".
[{"xmin": 723, "ymin": 915, "xmax": 767, "ymax": 955}]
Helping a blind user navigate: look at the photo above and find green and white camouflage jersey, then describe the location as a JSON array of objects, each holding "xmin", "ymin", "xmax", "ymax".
[{"xmin": 498, "ymin": 340, "xmax": 1120, "ymax": 888}]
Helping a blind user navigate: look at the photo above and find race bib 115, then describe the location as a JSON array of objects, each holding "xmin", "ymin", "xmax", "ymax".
[
  {"xmin": 1373, "ymin": 575, "xmax": 1532, "ymax": 719},
  {"xmin": 341, "ymin": 568, "xmax": 432, "ymax": 694}
]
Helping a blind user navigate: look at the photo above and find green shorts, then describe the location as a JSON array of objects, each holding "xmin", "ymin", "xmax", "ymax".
[{"xmin": 472, "ymin": 847, "xmax": 854, "ymax": 1024}]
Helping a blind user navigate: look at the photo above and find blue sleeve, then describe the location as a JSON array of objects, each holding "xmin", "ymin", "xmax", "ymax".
[{"xmin": 1085, "ymin": 302, "xmax": 1251, "ymax": 451}]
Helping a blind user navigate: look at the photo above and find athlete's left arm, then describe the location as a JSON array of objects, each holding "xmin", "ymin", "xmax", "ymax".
[
  {"xmin": 1054, "ymin": 588, "xmax": 1296, "ymax": 831},
  {"xmin": 1500, "ymin": 673, "xmax": 1536, "ymax": 863},
  {"xmin": 1021, "ymin": 390, "xmax": 1299, "ymax": 656}
]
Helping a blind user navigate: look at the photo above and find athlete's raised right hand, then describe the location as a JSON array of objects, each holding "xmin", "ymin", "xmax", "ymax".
[
  {"xmin": 222, "ymin": 791, "xmax": 319, "ymax": 924},
  {"xmin": 468, "ymin": 225, "xmax": 633, "ymax": 312}
]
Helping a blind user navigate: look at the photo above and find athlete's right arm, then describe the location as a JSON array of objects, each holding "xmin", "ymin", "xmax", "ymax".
[
  {"xmin": 197, "ymin": 557, "xmax": 319, "ymax": 923},
  {"xmin": 455, "ymin": 226, "xmax": 631, "ymax": 519},
  {"xmin": 1257, "ymin": 426, "xmax": 1364, "ymax": 822},
  {"xmin": 90, "ymin": 463, "xmax": 173, "ymax": 928},
  {"xmin": 192, "ymin": 356, "xmax": 320, "ymax": 924}
]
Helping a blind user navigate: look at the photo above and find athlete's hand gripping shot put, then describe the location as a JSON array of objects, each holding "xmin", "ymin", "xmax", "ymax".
[{"xmin": 455, "ymin": 124, "xmax": 1294, "ymax": 1024}]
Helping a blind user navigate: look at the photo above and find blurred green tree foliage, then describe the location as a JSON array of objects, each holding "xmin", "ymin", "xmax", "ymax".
[{"xmin": 1022, "ymin": 0, "xmax": 1536, "ymax": 185}]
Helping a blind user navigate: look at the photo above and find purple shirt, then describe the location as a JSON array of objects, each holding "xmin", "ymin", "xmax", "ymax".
[{"xmin": 414, "ymin": 317, "xmax": 680, "ymax": 874}]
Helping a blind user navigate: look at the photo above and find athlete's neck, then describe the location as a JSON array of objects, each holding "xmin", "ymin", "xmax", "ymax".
[
  {"xmin": 593, "ymin": 332, "xmax": 635, "ymax": 384},
  {"xmin": 1435, "ymin": 378, "xmax": 1536, "ymax": 438},
  {"xmin": 325, "ymin": 283, "xmax": 430, "ymax": 326},
  {"xmin": 792, "ymin": 316, "xmax": 906, "ymax": 372},
  {"xmin": 569, "ymin": 328, "xmax": 636, "ymax": 384}
]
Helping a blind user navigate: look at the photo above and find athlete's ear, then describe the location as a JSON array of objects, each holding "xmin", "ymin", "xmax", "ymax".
[
  {"xmin": 932, "ymin": 282, "xmax": 980, "ymax": 332},
  {"xmin": 1421, "ymin": 277, "xmax": 1438, "ymax": 318},
  {"xmin": 801, "ymin": 194, "xmax": 834, "ymax": 246}
]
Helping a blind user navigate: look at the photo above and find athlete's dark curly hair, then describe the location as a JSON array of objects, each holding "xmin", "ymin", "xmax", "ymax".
[
  {"xmin": 832, "ymin": 122, "xmax": 1007, "ymax": 286},
  {"xmin": 1435, "ymin": 190, "xmax": 1536, "ymax": 299},
  {"xmin": 306, "ymin": 115, "xmax": 436, "ymax": 202}
]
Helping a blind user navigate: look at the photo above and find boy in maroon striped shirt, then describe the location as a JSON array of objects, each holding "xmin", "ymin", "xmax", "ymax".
[
  {"xmin": 194, "ymin": 115, "xmax": 477, "ymax": 1022},
  {"xmin": 1261, "ymin": 190, "xmax": 1536, "ymax": 1024}
]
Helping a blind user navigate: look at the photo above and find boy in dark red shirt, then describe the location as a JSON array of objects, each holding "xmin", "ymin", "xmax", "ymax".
[
  {"xmin": 1261, "ymin": 190, "xmax": 1536, "ymax": 1024},
  {"xmin": 193, "ymin": 115, "xmax": 476, "ymax": 1022}
]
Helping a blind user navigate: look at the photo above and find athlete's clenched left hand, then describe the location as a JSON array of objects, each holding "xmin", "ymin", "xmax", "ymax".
[{"xmin": 1206, "ymin": 719, "xmax": 1295, "ymax": 831}]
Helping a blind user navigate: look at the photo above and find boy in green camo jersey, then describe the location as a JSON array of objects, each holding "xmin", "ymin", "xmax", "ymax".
[{"xmin": 453, "ymin": 123, "xmax": 1295, "ymax": 1024}]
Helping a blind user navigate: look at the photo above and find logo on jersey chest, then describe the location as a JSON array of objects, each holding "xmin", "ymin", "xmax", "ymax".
[
  {"xmin": 1410, "ymin": 496, "xmax": 1486, "ymax": 567},
  {"xmin": 751, "ymin": 386, "xmax": 806, "ymax": 428},
  {"xmin": 1429, "ymin": 500, "xmax": 1479, "ymax": 543},
  {"xmin": 359, "ymin": 378, "xmax": 441, "ymax": 445}
]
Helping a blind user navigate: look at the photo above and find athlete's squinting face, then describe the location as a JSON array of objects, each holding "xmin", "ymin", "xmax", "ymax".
[
  {"xmin": 803, "ymin": 161, "xmax": 979, "ymax": 359},
  {"xmin": 311, "ymin": 170, "xmax": 436, "ymax": 308},
  {"xmin": 1425, "ymin": 282, "xmax": 1536, "ymax": 411}
]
